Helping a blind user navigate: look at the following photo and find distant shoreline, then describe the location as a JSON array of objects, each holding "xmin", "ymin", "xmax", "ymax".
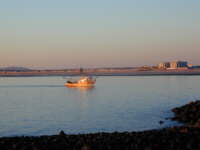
[{"xmin": 0, "ymin": 69, "xmax": 200, "ymax": 77}]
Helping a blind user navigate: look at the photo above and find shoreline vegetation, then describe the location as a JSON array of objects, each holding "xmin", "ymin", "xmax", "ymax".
[
  {"xmin": 0, "ymin": 68, "xmax": 200, "ymax": 77},
  {"xmin": 1, "ymin": 101, "xmax": 200, "ymax": 150}
]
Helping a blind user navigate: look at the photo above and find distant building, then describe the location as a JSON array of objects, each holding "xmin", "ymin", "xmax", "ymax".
[
  {"xmin": 158, "ymin": 60, "xmax": 190, "ymax": 70},
  {"xmin": 169, "ymin": 61, "xmax": 188, "ymax": 69},
  {"xmin": 158, "ymin": 62, "xmax": 170, "ymax": 69}
]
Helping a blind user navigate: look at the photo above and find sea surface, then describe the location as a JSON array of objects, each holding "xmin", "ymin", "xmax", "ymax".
[{"xmin": 0, "ymin": 76, "xmax": 200, "ymax": 137}]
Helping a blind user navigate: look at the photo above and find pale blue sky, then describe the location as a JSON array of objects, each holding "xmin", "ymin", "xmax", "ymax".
[{"xmin": 0, "ymin": 0, "xmax": 200, "ymax": 68}]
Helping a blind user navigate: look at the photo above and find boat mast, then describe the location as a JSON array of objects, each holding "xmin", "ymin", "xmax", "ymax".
[
  {"xmin": 80, "ymin": 67, "xmax": 83, "ymax": 74},
  {"xmin": 79, "ymin": 67, "xmax": 84, "ymax": 76}
]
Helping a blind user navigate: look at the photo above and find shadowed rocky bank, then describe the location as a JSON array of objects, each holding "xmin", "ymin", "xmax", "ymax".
[{"xmin": 1, "ymin": 101, "xmax": 200, "ymax": 150}]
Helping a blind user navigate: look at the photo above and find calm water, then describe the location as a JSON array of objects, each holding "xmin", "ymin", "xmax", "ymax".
[{"xmin": 0, "ymin": 76, "xmax": 200, "ymax": 137}]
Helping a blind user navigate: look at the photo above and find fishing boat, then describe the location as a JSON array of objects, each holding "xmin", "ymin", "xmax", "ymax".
[
  {"xmin": 65, "ymin": 67, "xmax": 96, "ymax": 87},
  {"xmin": 65, "ymin": 76, "xmax": 96, "ymax": 87}
]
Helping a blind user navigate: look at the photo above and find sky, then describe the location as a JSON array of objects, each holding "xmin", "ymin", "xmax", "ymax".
[{"xmin": 0, "ymin": 0, "xmax": 200, "ymax": 69}]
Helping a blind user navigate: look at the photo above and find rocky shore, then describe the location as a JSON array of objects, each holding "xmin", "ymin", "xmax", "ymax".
[
  {"xmin": 172, "ymin": 101, "xmax": 200, "ymax": 126},
  {"xmin": 1, "ymin": 101, "xmax": 200, "ymax": 150}
]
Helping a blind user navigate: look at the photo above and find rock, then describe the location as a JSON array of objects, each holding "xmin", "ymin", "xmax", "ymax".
[
  {"xmin": 159, "ymin": 121, "xmax": 164, "ymax": 125},
  {"xmin": 59, "ymin": 130, "xmax": 66, "ymax": 137},
  {"xmin": 180, "ymin": 128, "xmax": 188, "ymax": 133},
  {"xmin": 172, "ymin": 100, "xmax": 200, "ymax": 126},
  {"xmin": 81, "ymin": 145, "xmax": 91, "ymax": 150}
]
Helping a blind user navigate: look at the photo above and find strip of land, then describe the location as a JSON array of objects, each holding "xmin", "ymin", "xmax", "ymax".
[{"xmin": 0, "ymin": 68, "xmax": 200, "ymax": 77}]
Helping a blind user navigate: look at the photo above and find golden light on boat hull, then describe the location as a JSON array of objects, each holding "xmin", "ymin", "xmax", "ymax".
[
  {"xmin": 65, "ymin": 82, "xmax": 95, "ymax": 87},
  {"xmin": 65, "ymin": 76, "xmax": 96, "ymax": 87}
]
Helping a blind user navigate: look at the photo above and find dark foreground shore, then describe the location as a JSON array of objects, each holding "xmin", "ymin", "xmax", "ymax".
[{"xmin": 1, "ymin": 101, "xmax": 200, "ymax": 150}]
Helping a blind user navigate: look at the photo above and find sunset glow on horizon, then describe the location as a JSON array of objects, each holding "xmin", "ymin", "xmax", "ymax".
[{"xmin": 0, "ymin": 0, "xmax": 200, "ymax": 69}]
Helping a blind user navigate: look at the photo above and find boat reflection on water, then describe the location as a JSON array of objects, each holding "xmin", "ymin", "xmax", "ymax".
[{"xmin": 66, "ymin": 83, "xmax": 95, "ymax": 100}]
